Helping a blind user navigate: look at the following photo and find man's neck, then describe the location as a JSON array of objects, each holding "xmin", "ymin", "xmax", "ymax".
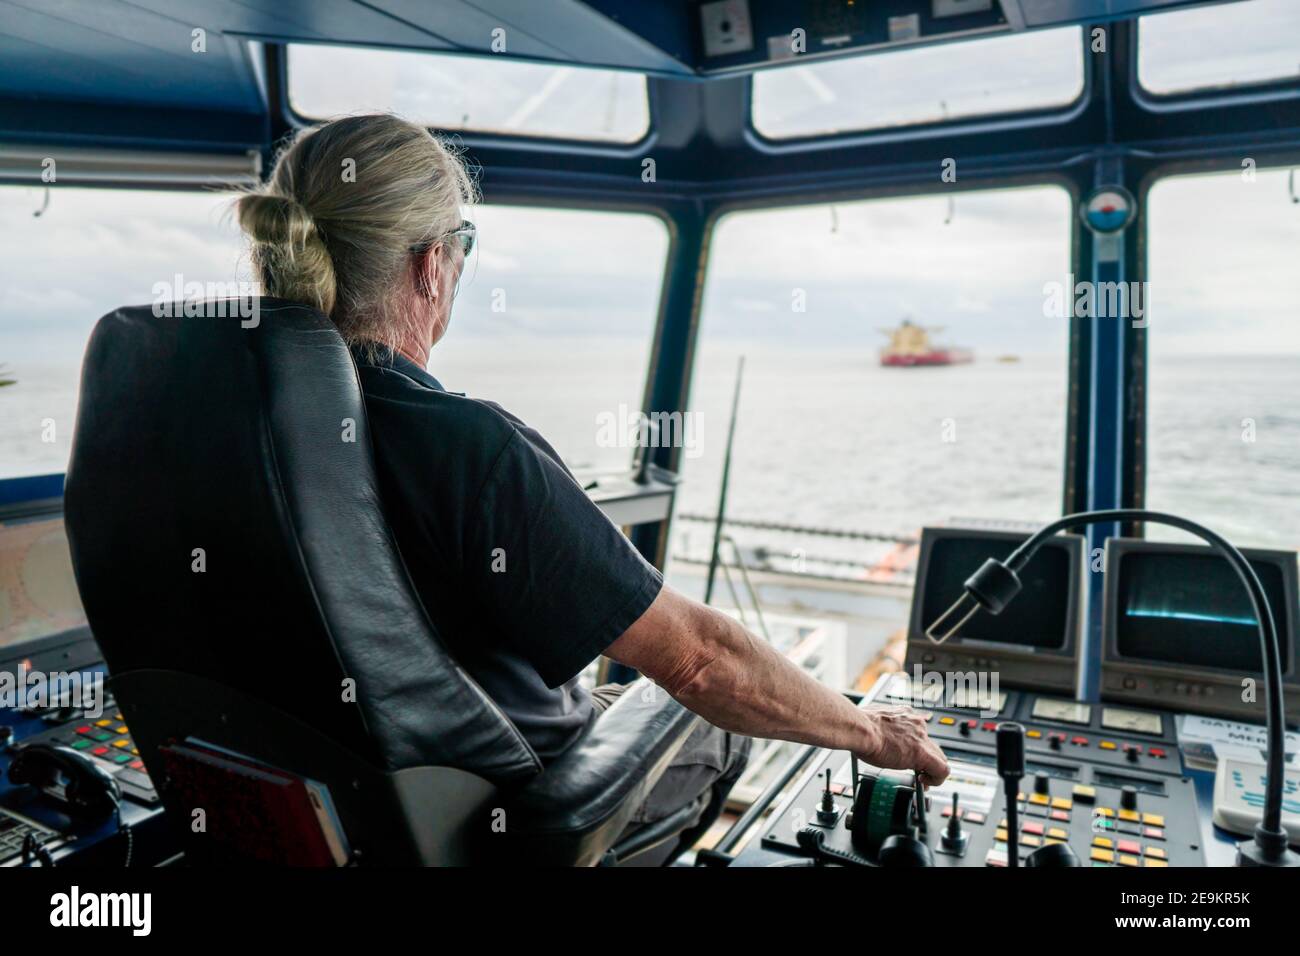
[{"xmin": 396, "ymin": 342, "xmax": 429, "ymax": 369}]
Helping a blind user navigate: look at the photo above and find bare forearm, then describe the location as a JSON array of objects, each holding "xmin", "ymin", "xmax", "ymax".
[
  {"xmin": 654, "ymin": 603, "xmax": 877, "ymax": 756},
  {"xmin": 605, "ymin": 585, "xmax": 949, "ymax": 785}
]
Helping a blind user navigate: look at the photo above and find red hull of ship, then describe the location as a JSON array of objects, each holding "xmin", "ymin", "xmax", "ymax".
[{"xmin": 880, "ymin": 349, "xmax": 973, "ymax": 367}]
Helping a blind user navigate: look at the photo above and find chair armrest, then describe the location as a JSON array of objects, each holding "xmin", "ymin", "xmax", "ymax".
[{"xmin": 496, "ymin": 678, "xmax": 700, "ymax": 866}]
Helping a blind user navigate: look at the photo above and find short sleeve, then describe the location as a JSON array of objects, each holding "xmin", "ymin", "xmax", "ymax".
[{"xmin": 468, "ymin": 430, "xmax": 664, "ymax": 688}]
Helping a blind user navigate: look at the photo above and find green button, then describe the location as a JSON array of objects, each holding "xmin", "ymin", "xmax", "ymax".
[
  {"xmin": 93, "ymin": 732, "xmax": 113, "ymax": 742},
  {"xmin": 113, "ymin": 753, "xmax": 132, "ymax": 764},
  {"xmin": 71, "ymin": 739, "xmax": 92, "ymax": 750}
]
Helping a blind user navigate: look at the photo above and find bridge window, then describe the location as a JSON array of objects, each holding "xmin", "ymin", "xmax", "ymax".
[
  {"xmin": 0, "ymin": 186, "xmax": 245, "ymax": 480},
  {"xmin": 288, "ymin": 45, "xmax": 650, "ymax": 144},
  {"xmin": 669, "ymin": 184, "xmax": 1072, "ymax": 638},
  {"xmin": 1144, "ymin": 167, "xmax": 1300, "ymax": 547},
  {"xmin": 751, "ymin": 27, "xmax": 1084, "ymax": 140},
  {"xmin": 1139, "ymin": 0, "xmax": 1300, "ymax": 95},
  {"xmin": 429, "ymin": 205, "xmax": 669, "ymax": 474}
]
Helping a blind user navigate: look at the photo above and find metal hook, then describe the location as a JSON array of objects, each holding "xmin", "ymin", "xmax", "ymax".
[
  {"xmin": 33, "ymin": 185, "xmax": 50, "ymax": 218},
  {"xmin": 944, "ymin": 195, "xmax": 955, "ymax": 225},
  {"xmin": 829, "ymin": 204, "xmax": 839, "ymax": 234}
]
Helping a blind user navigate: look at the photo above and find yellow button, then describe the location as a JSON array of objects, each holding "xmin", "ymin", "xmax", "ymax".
[
  {"xmin": 1090, "ymin": 848, "xmax": 1114, "ymax": 863},
  {"xmin": 1118, "ymin": 809, "xmax": 1140, "ymax": 823},
  {"xmin": 1092, "ymin": 836, "xmax": 1114, "ymax": 849},
  {"xmin": 1022, "ymin": 835, "xmax": 1041, "ymax": 847},
  {"xmin": 1047, "ymin": 827, "xmax": 1068, "ymax": 840},
  {"xmin": 939, "ymin": 716, "xmax": 955, "ymax": 725},
  {"xmin": 115, "ymin": 725, "xmax": 128, "ymax": 734},
  {"xmin": 1099, "ymin": 741, "xmax": 1118, "ymax": 751},
  {"xmin": 95, "ymin": 719, "xmax": 112, "ymax": 727},
  {"xmin": 1118, "ymin": 854, "xmax": 1140, "ymax": 867},
  {"xmin": 1029, "ymin": 793, "xmax": 1050, "ymax": 806},
  {"xmin": 112, "ymin": 739, "xmax": 130, "ymax": 748},
  {"xmin": 1045, "ymin": 838, "xmax": 1065, "ymax": 845},
  {"xmin": 131, "ymin": 748, "xmax": 139, "ymax": 756},
  {"xmin": 1142, "ymin": 813, "xmax": 1165, "ymax": 827},
  {"xmin": 995, "ymin": 828, "xmax": 1008, "ymax": 842},
  {"xmin": 1095, "ymin": 807, "xmax": 1115, "ymax": 817},
  {"xmin": 1051, "ymin": 797, "xmax": 1072, "ymax": 810},
  {"xmin": 1144, "ymin": 847, "xmax": 1166, "ymax": 860},
  {"xmin": 1072, "ymin": 785, "xmax": 1096, "ymax": 803},
  {"xmin": 1144, "ymin": 859, "xmax": 1168, "ymax": 868},
  {"xmin": 1027, "ymin": 730, "xmax": 1042, "ymax": 738}
]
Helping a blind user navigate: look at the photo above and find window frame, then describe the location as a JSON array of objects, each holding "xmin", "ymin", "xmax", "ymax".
[
  {"xmin": 690, "ymin": 173, "xmax": 1083, "ymax": 519},
  {"xmin": 1132, "ymin": 7, "xmax": 1300, "ymax": 110},
  {"xmin": 744, "ymin": 26, "xmax": 1091, "ymax": 150},
  {"xmin": 283, "ymin": 42, "xmax": 658, "ymax": 153},
  {"xmin": 1131, "ymin": 153, "xmax": 1300, "ymax": 532}
]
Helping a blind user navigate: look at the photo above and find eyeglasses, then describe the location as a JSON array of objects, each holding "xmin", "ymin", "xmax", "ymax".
[{"xmin": 410, "ymin": 220, "xmax": 475, "ymax": 258}]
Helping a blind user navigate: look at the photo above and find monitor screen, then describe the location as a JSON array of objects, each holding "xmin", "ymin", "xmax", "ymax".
[
  {"xmin": 918, "ymin": 535, "xmax": 1074, "ymax": 651},
  {"xmin": 1114, "ymin": 550, "xmax": 1294, "ymax": 675},
  {"xmin": 0, "ymin": 514, "xmax": 87, "ymax": 657}
]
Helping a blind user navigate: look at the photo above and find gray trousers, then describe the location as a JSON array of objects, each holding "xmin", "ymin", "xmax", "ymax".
[{"xmin": 591, "ymin": 682, "xmax": 751, "ymax": 863}]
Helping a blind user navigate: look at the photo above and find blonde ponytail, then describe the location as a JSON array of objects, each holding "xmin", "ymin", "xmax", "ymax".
[{"xmin": 236, "ymin": 193, "xmax": 337, "ymax": 316}]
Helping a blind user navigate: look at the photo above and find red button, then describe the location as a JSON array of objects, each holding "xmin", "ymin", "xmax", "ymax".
[
  {"xmin": 1071, "ymin": 736, "xmax": 1089, "ymax": 746},
  {"xmin": 1050, "ymin": 810, "xmax": 1070, "ymax": 822},
  {"xmin": 1143, "ymin": 827, "xmax": 1165, "ymax": 840},
  {"xmin": 76, "ymin": 726, "xmax": 92, "ymax": 735},
  {"xmin": 1149, "ymin": 747, "xmax": 1166, "ymax": 758},
  {"xmin": 1123, "ymin": 744, "xmax": 1143, "ymax": 754},
  {"xmin": 91, "ymin": 746, "xmax": 108, "ymax": 755},
  {"xmin": 966, "ymin": 719, "xmax": 978, "ymax": 729},
  {"xmin": 129, "ymin": 760, "xmax": 145, "ymax": 770},
  {"xmin": 1023, "ymin": 822, "xmax": 1044, "ymax": 836},
  {"xmin": 1117, "ymin": 839, "xmax": 1140, "ymax": 854},
  {"xmin": 982, "ymin": 722, "xmax": 997, "ymax": 732}
]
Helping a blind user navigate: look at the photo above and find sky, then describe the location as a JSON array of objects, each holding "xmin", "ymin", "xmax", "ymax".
[{"xmin": 3, "ymin": 0, "xmax": 1299, "ymax": 374}]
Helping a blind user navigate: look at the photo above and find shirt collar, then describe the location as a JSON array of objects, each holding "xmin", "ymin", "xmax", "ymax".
[{"xmin": 351, "ymin": 343, "xmax": 451, "ymax": 394}]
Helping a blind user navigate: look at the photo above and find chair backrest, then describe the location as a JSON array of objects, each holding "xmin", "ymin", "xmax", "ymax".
[{"xmin": 64, "ymin": 299, "xmax": 541, "ymax": 787}]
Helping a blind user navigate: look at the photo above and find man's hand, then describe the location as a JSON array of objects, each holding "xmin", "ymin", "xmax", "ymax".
[{"xmin": 858, "ymin": 705, "xmax": 950, "ymax": 787}]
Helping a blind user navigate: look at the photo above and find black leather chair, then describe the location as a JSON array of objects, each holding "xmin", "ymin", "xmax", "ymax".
[{"xmin": 63, "ymin": 298, "xmax": 700, "ymax": 866}]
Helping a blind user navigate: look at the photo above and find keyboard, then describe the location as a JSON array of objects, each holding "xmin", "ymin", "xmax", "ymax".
[{"xmin": 0, "ymin": 807, "xmax": 66, "ymax": 866}]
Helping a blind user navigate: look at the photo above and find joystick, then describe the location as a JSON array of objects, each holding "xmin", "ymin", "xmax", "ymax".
[
  {"xmin": 816, "ymin": 769, "xmax": 839, "ymax": 825},
  {"xmin": 940, "ymin": 792, "xmax": 969, "ymax": 856}
]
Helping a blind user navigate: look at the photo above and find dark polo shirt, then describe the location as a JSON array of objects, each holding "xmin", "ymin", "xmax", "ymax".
[{"xmin": 350, "ymin": 346, "xmax": 663, "ymax": 763}]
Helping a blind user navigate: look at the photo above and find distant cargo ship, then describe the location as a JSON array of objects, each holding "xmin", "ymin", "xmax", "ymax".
[{"xmin": 878, "ymin": 319, "xmax": 973, "ymax": 367}]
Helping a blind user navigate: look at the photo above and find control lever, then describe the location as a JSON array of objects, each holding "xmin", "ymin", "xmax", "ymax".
[
  {"xmin": 996, "ymin": 721, "xmax": 1026, "ymax": 868},
  {"xmin": 941, "ymin": 792, "xmax": 969, "ymax": 856}
]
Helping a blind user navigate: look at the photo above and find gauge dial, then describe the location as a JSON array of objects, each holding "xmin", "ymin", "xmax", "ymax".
[
  {"xmin": 1031, "ymin": 698, "xmax": 1092, "ymax": 726},
  {"xmin": 1101, "ymin": 707, "xmax": 1163, "ymax": 736}
]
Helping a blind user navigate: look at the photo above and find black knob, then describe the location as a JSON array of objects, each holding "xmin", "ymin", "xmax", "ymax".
[
  {"xmin": 959, "ymin": 721, "xmax": 971, "ymax": 737},
  {"xmin": 1126, "ymin": 747, "xmax": 1139, "ymax": 763},
  {"xmin": 1120, "ymin": 785, "xmax": 1138, "ymax": 811},
  {"xmin": 1034, "ymin": 772, "xmax": 1050, "ymax": 795},
  {"xmin": 1049, "ymin": 734, "xmax": 1062, "ymax": 751},
  {"xmin": 1025, "ymin": 841, "xmax": 1080, "ymax": 867}
]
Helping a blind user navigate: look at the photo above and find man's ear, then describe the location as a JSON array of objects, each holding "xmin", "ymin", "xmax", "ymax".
[{"xmin": 416, "ymin": 244, "xmax": 442, "ymax": 300}]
